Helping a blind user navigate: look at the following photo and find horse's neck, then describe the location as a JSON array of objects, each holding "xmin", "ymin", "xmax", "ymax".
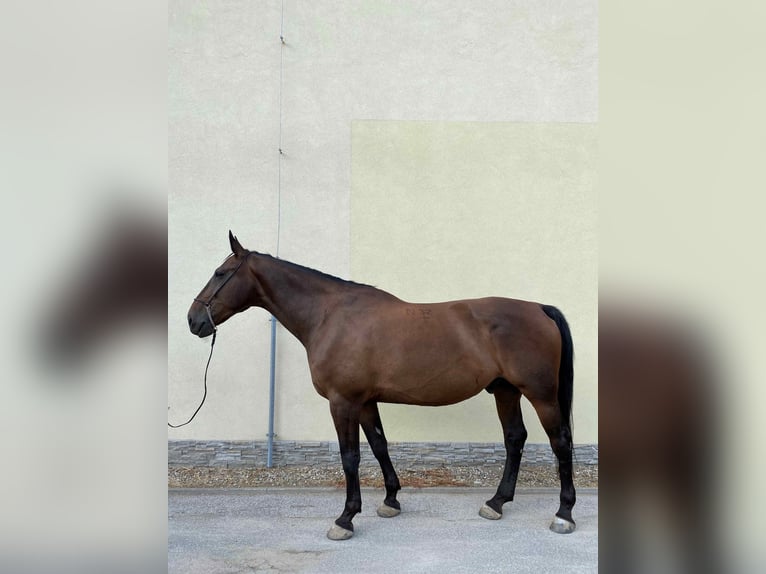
[{"xmin": 250, "ymin": 255, "xmax": 338, "ymax": 345}]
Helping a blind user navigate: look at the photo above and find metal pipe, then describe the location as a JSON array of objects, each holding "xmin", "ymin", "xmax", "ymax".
[
  {"xmin": 267, "ymin": 314, "xmax": 277, "ymax": 467},
  {"xmin": 268, "ymin": 0, "xmax": 284, "ymax": 470}
]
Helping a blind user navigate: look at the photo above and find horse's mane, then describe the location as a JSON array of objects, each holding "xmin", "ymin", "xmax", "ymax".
[{"xmin": 257, "ymin": 252, "xmax": 378, "ymax": 291}]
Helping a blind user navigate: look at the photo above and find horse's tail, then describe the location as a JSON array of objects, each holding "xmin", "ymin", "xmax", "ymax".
[{"xmin": 541, "ymin": 305, "xmax": 574, "ymax": 444}]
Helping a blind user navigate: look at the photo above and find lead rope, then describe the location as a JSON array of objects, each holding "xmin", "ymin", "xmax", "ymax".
[{"xmin": 168, "ymin": 329, "xmax": 216, "ymax": 428}]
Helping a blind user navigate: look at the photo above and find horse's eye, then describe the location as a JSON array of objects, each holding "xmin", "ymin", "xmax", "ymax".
[{"xmin": 214, "ymin": 270, "xmax": 225, "ymax": 278}]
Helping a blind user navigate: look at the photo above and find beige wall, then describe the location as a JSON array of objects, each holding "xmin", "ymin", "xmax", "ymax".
[{"xmin": 169, "ymin": 1, "xmax": 597, "ymax": 443}]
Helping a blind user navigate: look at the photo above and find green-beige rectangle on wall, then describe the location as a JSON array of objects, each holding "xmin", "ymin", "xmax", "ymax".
[{"xmin": 350, "ymin": 120, "xmax": 597, "ymax": 444}]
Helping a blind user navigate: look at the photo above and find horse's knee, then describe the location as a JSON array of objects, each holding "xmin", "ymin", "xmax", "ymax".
[
  {"xmin": 340, "ymin": 450, "xmax": 360, "ymax": 473},
  {"xmin": 505, "ymin": 426, "xmax": 528, "ymax": 455}
]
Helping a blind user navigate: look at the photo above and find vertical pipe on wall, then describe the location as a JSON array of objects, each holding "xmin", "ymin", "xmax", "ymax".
[
  {"xmin": 267, "ymin": 0, "xmax": 286, "ymax": 469},
  {"xmin": 267, "ymin": 314, "xmax": 277, "ymax": 467}
]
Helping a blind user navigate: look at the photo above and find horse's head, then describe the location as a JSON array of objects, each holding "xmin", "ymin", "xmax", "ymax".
[{"xmin": 187, "ymin": 231, "xmax": 254, "ymax": 337}]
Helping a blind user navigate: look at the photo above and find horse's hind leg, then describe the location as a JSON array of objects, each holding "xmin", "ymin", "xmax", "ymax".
[
  {"xmin": 361, "ymin": 401, "xmax": 402, "ymax": 517},
  {"xmin": 480, "ymin": 381, "xmax": 526, "ymax": 520},
  {"xmin": 530, "ymin": 399, "xmax": 577, "ymax": 534},
  {"xmin": 327, "ymin": 398, "xmax": 362, "ymax": 540}
]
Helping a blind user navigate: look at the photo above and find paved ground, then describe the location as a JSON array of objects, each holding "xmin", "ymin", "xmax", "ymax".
[{"xmin": 169, "ymin": 487, "xmax": 597, "ymax": 573}]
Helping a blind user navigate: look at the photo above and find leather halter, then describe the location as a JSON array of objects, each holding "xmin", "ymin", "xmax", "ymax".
[{"xmin": 193, "ymin": 252, "xmax": 249, "ymax": 331}]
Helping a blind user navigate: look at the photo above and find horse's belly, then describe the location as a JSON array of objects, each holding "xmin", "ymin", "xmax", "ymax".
[
  {"xmin": 309, "ymin": 305, "xmax": 499, "ymax": 404},
  {"xmin": 371, "ymin": 327, "xmax": 498, "ymax": 405},
  {"xmin": 376, "ymin": 369, "xmax": 491, "ymax": 406}
]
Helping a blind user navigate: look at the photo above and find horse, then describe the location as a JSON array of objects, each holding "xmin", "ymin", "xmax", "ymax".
[{"xmin": 187, "ymin": 231, "xmax": 576, "ymax": 540}]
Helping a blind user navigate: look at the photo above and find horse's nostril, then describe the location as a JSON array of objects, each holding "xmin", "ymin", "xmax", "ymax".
[{"xmin": 188, "ymin": 315, "xmax": 193, "ymax": 327}]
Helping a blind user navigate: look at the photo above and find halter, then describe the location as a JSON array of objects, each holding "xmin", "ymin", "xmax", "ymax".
[
  {"xmin": 168, "ymin": 252, "xmax": 249, "ymax": 428},
  {"xmin": 192, "ymin": 252, "xmax": 250, "ymax": 332}
]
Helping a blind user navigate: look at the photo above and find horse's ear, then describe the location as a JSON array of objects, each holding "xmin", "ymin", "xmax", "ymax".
[{"xmin": 228, "ymin": 230, "xmax": 246, "ymax": 256}]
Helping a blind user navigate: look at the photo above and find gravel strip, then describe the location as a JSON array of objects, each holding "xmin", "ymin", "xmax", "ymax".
[{"xmin": 169, "ymin": 464, "xmax": 597, "ymax": 489}]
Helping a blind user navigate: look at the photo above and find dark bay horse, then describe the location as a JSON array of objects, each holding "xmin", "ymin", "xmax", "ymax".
[{"xmin": 187, "ymin": 232, "xmax": 576, "ymax": 540}]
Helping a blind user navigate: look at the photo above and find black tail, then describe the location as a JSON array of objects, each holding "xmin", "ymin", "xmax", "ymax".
[{"xmin": 541, "ymin": 305, "xmax": 574, "ymax": 442}]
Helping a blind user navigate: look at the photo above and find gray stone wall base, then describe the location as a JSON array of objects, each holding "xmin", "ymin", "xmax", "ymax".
[{"xmin": 169, "ymin": 440, "xmax": 598, "ymax": 469}]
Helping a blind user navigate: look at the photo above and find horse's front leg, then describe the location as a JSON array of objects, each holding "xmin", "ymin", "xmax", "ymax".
[{"xmin": 327, "ymin": 397, "xmax": 362, "ymax": 540}]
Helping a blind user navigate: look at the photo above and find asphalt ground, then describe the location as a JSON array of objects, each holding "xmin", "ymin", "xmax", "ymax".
[{"xmin": 169, "ymin": 487, "xmax": 598, "ymax": 573}]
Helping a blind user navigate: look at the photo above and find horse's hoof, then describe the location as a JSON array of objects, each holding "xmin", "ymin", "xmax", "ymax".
[
  {"xmin": 549, "ymin": 516, "xmax": 576, "ymax": 534},
  {"xmin": 326, "ymin": 524, "xmax": 354, "ymax": 540},
  {"xmin": 377, "ymin": 503, "xmax": 401, "ymax": 518},
  {"xmin": 479, "ymin": 504, "xmax": 502, "ymax": 520}
]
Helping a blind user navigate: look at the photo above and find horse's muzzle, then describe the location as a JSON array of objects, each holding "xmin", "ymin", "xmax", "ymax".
[{"xmin": 188, "ymin": 310, "xmax": 215, "ymax": 338}]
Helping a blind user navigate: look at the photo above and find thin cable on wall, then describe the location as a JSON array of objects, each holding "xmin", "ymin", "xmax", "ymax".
[
  {"xmin": 275, "ymin": 0, "xmax": 285, "ymax": 258},
  {"xmin": 267, "ymin": 0, "xmax": 286, "ymax": 468}
]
